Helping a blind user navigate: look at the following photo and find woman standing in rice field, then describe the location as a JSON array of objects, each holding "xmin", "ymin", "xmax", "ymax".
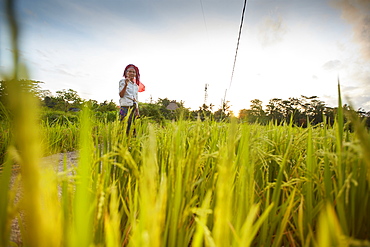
[{"xmin": 119, "ymin": 64, "xmax": 145, "ymax": 134}]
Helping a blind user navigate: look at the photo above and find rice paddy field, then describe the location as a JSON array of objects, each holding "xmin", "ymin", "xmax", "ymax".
[
  {"xmin": 0, "ymin": 76, "xmax": 370, "ymax": 247},
  {"xmin": 1, "ymin": 2, "xmax": 370, "ymax": 246}
]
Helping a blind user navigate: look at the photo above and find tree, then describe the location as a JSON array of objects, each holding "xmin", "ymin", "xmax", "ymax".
[
  {"xmin": 249, "ymin": 99, "xmax": 267, "ymax": 123},
  {"xmin": 85, "ymin": 99, "xmax": 99, "ymax": 111},
  {"xmin": 301, "ymin": 95, "xmax": 327, "ymax": 125},
  {"xmin": 96, "ymin": 100, "xmax": 118, "ymax": 112},
  {"xmin": 285, "ymin": 97, "xmax": 304, "ymax": 125},
  {"xmin": 139, "ymin": 102, "xmax": 166, "ymax": 124},
  {"xmin": 55, "ymin": 89, "xmax": 83, "ymax": 112},
  {"xmin": 214, "ymin": 100, "xmax": 231, "ymax": 122},
  {"xmin": 194, "ymin": 103, "xmax": 214, "ymax": 121},
  {"xmin": 266, "ymin": 98, "xmax": 284, "ymax": 123},
  {"xmin": 43, "ymin": 96, "xmax": 58, "ymax": 109},
  {"xmin": 139, "ymin": 98, "xmax": 190, "ymax": 122}
]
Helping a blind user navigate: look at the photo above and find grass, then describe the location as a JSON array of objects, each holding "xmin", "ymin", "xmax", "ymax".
[
  {"xmin": 1, "ymin": 0, "xmax": 370, "ymax": 245},
  {"xmin": 1, "ymin": 91, "xmax": 370, "ymax": 246}
]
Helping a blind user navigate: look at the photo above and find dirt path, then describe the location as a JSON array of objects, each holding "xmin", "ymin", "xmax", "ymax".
[{"xmin": 9, "ymin": 151, "xmax": 79, "ymax": 246}]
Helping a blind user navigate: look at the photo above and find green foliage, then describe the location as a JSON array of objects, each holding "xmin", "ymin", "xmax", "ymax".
[
  {"xmin": 139, "ymin": 98, "xmax": 191, "ymax": 123},
  {"xmin": 2, "ymin": 2, "xmax": 370, "ymax": 245},
  {"xmin": 2, "ymin": 103, "xmax": 370, "ymax": 246},
  {"xmin": 42, "ymin": 88, "xmax": 83, "ymax": 112},
  {"xmin": 95, "ymin": 100, "xmax": 118, "ymax": 112},
  {"xmin": 0, "ymin": 120, "xmax": 11, "ymax": 165},
  {"xmin": 139, "ymin": 102, "xmax": 166, "ymax": 124},
  {"xmin": 41, "ymin": 109, "xmax": 80, "ymax": 125},
  {"xmin": 192, "ymin": 103, "xmax": 214, "ymax": 121},
  {"xmin": 29, "ymin": 84, "xmax": 370, "ymax": 127},
  {"xmin": 93, "ymin": 110, "xmax": 118, "ymax": 122},
  {"xmin": 239, "ymin": 99, "xmax": 268, "ymax": 124},
  {"xmin": 240, "ymin": 96, "xmax": 370, "ymax": 128}
]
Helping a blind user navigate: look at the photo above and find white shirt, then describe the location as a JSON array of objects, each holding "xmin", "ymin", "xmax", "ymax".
[{"xmin": 119, "ymin": 78, "xmax": 139, "ymax": 106}]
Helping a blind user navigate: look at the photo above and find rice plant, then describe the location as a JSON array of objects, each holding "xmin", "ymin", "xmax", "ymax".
[{"xmin": 1, "ymin": 0, "xmax": 370, "ymax": 246}]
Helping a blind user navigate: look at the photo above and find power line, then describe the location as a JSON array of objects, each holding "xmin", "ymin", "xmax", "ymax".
[
  {"xmin": 229, "ymin": 0, "xmax": 249, "ymax": 90},
  {"xmin": 200, "ymin": 0, "xmax": 249, "ymax": 111},
  {"xmin": 199, "ymin": 0, "xmax": 208, "ymax": 39},
  {"xmin": 221, "ymin": 0, "xmax": 248, "ymax": 113}
]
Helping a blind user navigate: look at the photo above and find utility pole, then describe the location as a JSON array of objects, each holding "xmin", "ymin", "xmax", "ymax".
[{"xmin": 204, "ymin": 83, "xmax": 209, "ymax": 106}]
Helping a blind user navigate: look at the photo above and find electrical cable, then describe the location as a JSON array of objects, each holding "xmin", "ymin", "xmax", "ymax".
[
  {"xmin": 199, "ymin": 0, "xmax": 208, "ymax": 39},
  {"xmin": 229, "ymin": 0, "xmax": 249, "ymax": 89},
  {"xmin": 223, "ymin": 0, "xmax": 249, "ymax": 106}
]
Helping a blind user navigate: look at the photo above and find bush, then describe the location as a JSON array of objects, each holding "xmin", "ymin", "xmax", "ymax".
[
  {"xmin": 94, "ymin": 110, "xmax": 119, "ymax": 122},
  {"xmin": 41, "ymin": 109, "xmax": 79, "ymax": 126}
]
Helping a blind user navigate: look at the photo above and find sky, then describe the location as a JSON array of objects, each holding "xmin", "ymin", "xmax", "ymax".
[{"xmin": 1, "ymin": 0, "xmax": 370, "ymax": 114}]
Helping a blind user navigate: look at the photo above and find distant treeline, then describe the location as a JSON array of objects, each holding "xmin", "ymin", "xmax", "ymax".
[{"xmin": 1, "ymin": 80, "xmax": 369, "ymax": 127}]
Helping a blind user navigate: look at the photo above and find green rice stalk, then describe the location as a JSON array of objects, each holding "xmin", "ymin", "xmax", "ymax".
[
  {"xmin": 68, "ymin": 105, "xmax": 94, "ymax": 247},
  {"xmin": 262, "ymin": 136, "xmax": 293, "ymax": 245},
  {"xmin": 233, "ymin": 123, "xmax": 254, "ymax": 232},
  {"xmin": 130, "ymin": 124, "xmax": 167, "ymax": 247},
  {"xmin": 164, "ymin": 121, "xmax": 189, "ymax": 247},
  {"xmin": 239, "ymin": 203, "xmax": 274, "ymax": 247},
  {"xmin": 0, "ymin": 148, "xmax": 15, "ymax": 246},
  {"xmin": 191, "ymin": 190, "xmax": 213, "ymax": 247},
  {"xmin": 344, "ymin": 105, "xmax": 370, "ymax": 238},
  {"xmin": 346, "ymin": 106, "xmax": 370, "ymax": 184},
  {"xmin": 322, "ymin": 117, "xmax": 333, "ymax": 203},
  {"xmin": 334, "ymin": 82, "xmax": 349, "ymax": 235},
  {"xmin": 297, "ymin": 196, "xmax": 306, "ymax": 246},
  {"xmin": 104, "ymin": 185, "xmax": 122, "ymax": 247},
  {"xmin": 304, "ymin": 122, "xmax": 314, "ymax": 231},
  {"xmin": 272, "ymin": 189, "xmax": 297, "ymax": 247},
  {"xmin": 212, "ymin": 120, "xmax": 237, "ymax": 246},
  {"xmin": 316, "ymin": 203, "xmax": 348, "ymax": 247}
]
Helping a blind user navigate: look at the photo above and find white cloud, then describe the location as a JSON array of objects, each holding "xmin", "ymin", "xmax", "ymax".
[{"xmin": 322, "ymin": 60, "xmax": 342, "ymax": 70}]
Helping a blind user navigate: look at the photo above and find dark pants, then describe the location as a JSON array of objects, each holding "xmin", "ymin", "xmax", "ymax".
[{"xmin": 119, "ymin": 105, "xmax": 138, "ymax": 135}]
